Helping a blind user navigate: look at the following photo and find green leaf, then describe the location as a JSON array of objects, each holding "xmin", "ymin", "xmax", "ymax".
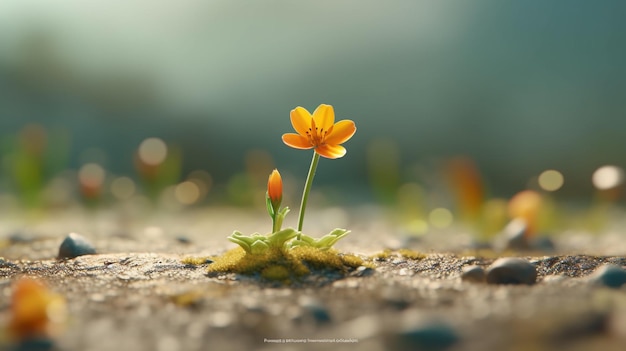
[
  {"xmin": 227, "ymin": 231, "xmax": 252, "ymax": 253},
  {"xmin": 250, "ymin": 240, "xmax": 270, "ymax": 254},
  {"xmin": 265, "ymin": 193, "xmax": 274, "ymax": 217},
  {"xmin": 267, "ymin": 228, "xmax": 298, "ymax": 248},
  {"xmin": 288, "ymin": 229, "xmax": 351, "ymax": 250}
]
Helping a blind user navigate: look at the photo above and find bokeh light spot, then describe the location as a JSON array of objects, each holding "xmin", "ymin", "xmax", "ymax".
[
  {"xmin": 110, "ymin": 176, "xmax": 136, "ymax": 200},
  {"xmin": 78, "ymin": 163, "xmax": 105, "ymax": 187},
  {"xmin": 538, "ymin": 169, "xmax": 564, "ymax": 191},
  {"xmin": 188, "ymin": 170, "xmax": 213, "ymax": 198},
  {"xmin": 429, "ymin": 208, "xmax": 453, "ymax": 229},
  {"xmin": 592, "ymin": 165, "xmax": 624, "ymax": 190},
  {"xmin": 138, "ymin": 138, "xmax": 168, "ymax": 166},
  {"xmin": 407, "ymin": 219, "xmax": 429, "ymax": 235},
  {"xmin": 175, "ymin": 181, "xmax": 200, "ymax": 205}
]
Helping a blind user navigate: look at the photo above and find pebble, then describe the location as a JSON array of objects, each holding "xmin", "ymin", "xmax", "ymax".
[
  {"xmin": 299, "ymin": 297, "xmax": 331, "ymax": 324},
  {"xmin": 352, "ymin": 266, "xmax": 375, "ymax": 277},
  {"xmin": 58, "ymin": 233, "xmax": 96, "ymax": 259},
  {"xmin": 461, "ymin": 265, "xmax": 485, "ymax": 283},
  {"xmin": 493, "ymin": 219, "xmax": 529, "ymax": 251},
  {"xmin": 8, "ymin": 232, "xmax": 36, "ymax": 244},
  {"xmin": 486, "ymin": 257, "xmax": 537, "ymax": 285},
  {"xmin": 389, "ymin": 322, "xmax": 459, "ymax": 351},
  {"xmin": 13, "ymin": 338, "xmax": 56, "ymax": 351},
  {"xmin": 588, "ymin": 264, "xmax": 626, "ymax": 288},
  {"xmin": 175, "ymin": 236, "xmax": 192, "ymax": 244}
]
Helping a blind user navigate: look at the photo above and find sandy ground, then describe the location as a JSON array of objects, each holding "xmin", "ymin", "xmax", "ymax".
[{"xmin": 1, "ymin": 207, "xmax": 626, "ymax": 351}]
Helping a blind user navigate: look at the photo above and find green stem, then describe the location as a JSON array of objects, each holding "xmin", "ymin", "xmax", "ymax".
[
  {"xmin": 271, "ymin": 213, "xmax": 278, "ymax": 233},
  {"xmin": 297, "ymin": 151, "xmax": 320, "ymax": 236}
]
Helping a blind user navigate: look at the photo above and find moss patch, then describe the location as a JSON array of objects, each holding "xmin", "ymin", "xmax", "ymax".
[
  {"xmin": 371, "ymin": 249, "xmax": 393, "ymax": 260},
  {"xmin": 181, "ymin": 256, "xmax": 214, "ymax": 265},
  {"xmin": 370, "ymin": 249, "xmax": 426, "ymax": 261},
  {"xmin": 203, "ymin": 246, "xmax": 368, "ymax": 283},
  {"xmin": 397, "ymin": 249, "xmax": 426, "ymax": 260},
  {"xmin": 261, "ymin": 265, "xmax": 290, "ymax": 282}
]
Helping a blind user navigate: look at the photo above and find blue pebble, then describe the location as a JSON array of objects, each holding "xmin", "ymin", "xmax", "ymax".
[
  {"xmin": 393, "ymin": 323, "xmax": 459, "ymax": 351},
  {"xmin": 300, "ymin": 298, "xmax": 331, "ymax": 324},
  {"xmin": 58, "ymin": 233, "xmax": 96, "ymax": 259},
  {"xmin": 13, "ymin": 337, "xmax": 55, "ymax": 351},
  {"xmin": 590, "ymin": 264, "xmax": 626, "ymax": 288}
]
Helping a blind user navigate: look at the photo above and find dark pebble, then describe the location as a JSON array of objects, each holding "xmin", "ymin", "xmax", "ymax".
[
  {"xmin": 461, "ymin": 265, "xmax": 485, "ymax": 283},
  {"xmin": 176, "ymin": 236, "xmax": 192, "ymax": 244},
  {"xmin": 58, "ymin": 233, "xmax": 96, "ymax": 259},
  {"xmin": 352, "ymin": 266, "xmax": 375, "ymax": 277},
  {"xmin": 390, "ymin": 323, "xmax": 459, "ymax": 351},
  {"xmin": 493, "ymin": 219, "xmax": 529, "ymax": 251},
  {"xmin": 9, "ymin": 232, "xmax": 36, "ymax": 244},
  {"xmin": 486, "ymin": 257, "xmax": 537, "ymax": 285},
  {"xmin": 589, "ymin": 264, "xmax": 626, "ymax": 288},
  {"xmin": 299, "ymin": 297, "xmax": 331, "ymax": 324},
  {"xmin": 12, "ymin": 338, "xmax": 56, "ymax": 351}
]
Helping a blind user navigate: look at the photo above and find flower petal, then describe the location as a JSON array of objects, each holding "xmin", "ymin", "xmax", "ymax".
[
  {"xmin": 290, "ymin": 107, "xmax": 312, "ymax": 137},
  {"xmin": 282, "ymin": 133, "xmax": 313, "ymax": 149},
  {"xmin": 316, "ymin": 144, "xmax": 346, "ymax": 159},
  {"xmin": 312, "ymin": 104, "xmax": 335, "ymax": 133},
  {"xmin": 324, "ymin": 120, "xmax": 356, "ymax": 145}
]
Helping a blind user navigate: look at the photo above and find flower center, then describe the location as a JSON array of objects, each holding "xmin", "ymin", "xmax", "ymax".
[{"xmin": 305, "ymin": 121, "xmax": 329, "ymax": 147}]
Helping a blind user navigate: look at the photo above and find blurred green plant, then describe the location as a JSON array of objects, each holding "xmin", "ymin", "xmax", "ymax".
[
  {"xmin": 2, "ymin": 124, "xmax": 69, "ymax": 208},
  {"xmin": 134, "ymin": 137, "xmax": 181, "ymax": 204},
  {"xmin": 366, "ymin": 138, "xmax": 400, "ymax": 206}
]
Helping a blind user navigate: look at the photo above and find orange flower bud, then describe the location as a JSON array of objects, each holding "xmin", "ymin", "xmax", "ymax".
[{"xmin": 267, "ymin": 169, "xmax": 283, "ymax": 210}]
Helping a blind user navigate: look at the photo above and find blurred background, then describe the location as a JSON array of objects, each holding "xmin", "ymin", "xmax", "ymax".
[{"xmin": 1, "ymin": 1, "xmax": 625, "ymax": 236}]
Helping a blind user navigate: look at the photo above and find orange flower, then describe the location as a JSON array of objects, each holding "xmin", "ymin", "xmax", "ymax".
[
  {"xmin": 267, "ymin": 169, "xmax": 283, "ymax": 209},
  {"xmin": 282, "ymin": 104, "xmax": 356, "ymax": 159},
  {"xmin": 9, "ymin": 277, "xmax": 67, "ymax": 340}
]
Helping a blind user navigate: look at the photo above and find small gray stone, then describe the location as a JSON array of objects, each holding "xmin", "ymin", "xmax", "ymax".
[
  {"xmin": 486, "ymin": 257, "xmax": 537, "ymax": 285},
  {"xmin": 588, "ymin": 264, "xmax": 626, "ymax": 288},
  {"xmin": 352, "ymin": 266, "xmax": 375, "ymax": 277},
  {"xmin": 299, "ymin": 297, "xmax": 331, "ymax": 324},
  {"xmin": 9, "ymin": 231, "xmax": 36, "ymax": 243},
  {"xmin": 14, "ymin": 337, "xmax": 56, "ymax": 351},
  {"xmin": 175, "ymin": 236, "xmax": 192, "ymax": 244},
  {"xmin": 389, "ymin": 323, "xmax": 459, "ymax": 351},
  {"xmin": 58, "ymin": 233, "xmax": 96, "ymax": 259},
  {"xmin": 493, "ymin": 219, "xmax": 529, "ymax": 251},
  {"xmin": 461, "ymin": 265, "xmax": 485, "ymax": 283}
]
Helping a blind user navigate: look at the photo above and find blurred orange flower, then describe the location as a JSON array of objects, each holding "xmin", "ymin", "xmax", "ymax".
[
  {"xmin": 282, "ymin": 104, "xmax": 356, "ymax": 159},
  {"xmin": 9, "ymin": 277, "xmax": 67, "ymax": 340}
]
